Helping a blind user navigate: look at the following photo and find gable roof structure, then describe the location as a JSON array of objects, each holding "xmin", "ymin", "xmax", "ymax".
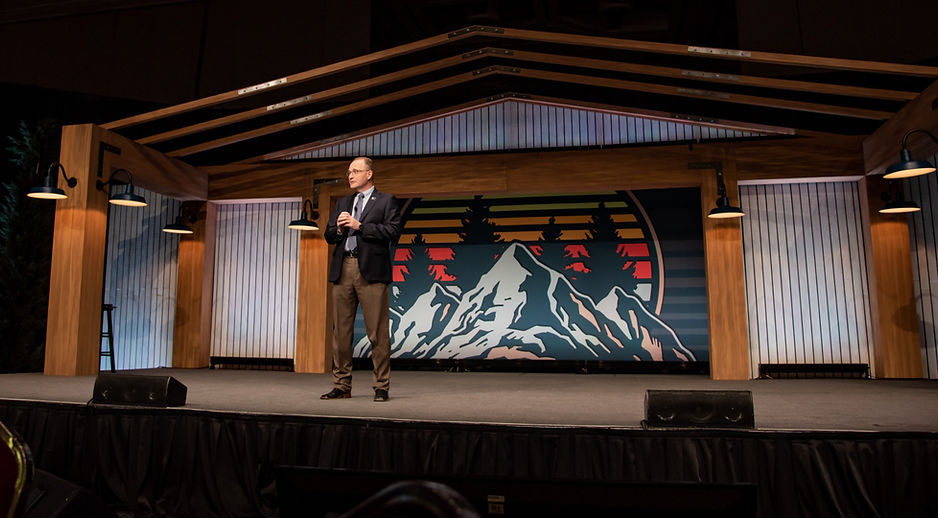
[
  {"xmin": 96, "ymin": 25, "xmax": 937, "ymax": 167},
  {"xmin": 273, "ymin": 94, "xmax": 791, "ymax": 161}
]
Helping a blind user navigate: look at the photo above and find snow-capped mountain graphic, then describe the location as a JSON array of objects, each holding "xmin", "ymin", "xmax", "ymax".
[{"xmin": 355, "ymin": 242, "xmax": 695, "ymax": 361}]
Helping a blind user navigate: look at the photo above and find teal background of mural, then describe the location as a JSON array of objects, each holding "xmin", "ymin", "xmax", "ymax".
[{"xmin": 351, "ymin": 188, "xmax": 708, "ymax": 362}]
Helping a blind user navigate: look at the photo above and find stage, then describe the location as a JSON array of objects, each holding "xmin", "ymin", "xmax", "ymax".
[
  {"xmin": 2, "ymin": 369, "xmax": 938, "ymax": 517},
  {"xmin": 2, "ymin": 368, "xmax": 937, "ymax": 431}
]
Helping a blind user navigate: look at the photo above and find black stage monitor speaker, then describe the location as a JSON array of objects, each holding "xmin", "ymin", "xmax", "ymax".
[
  {"xmin": 92, "ymin": 373, "xmax": 187, "ymax": 407},
  {"xmin": 644, "ymin": 390, "xmax": 754, "ymax": 429}
]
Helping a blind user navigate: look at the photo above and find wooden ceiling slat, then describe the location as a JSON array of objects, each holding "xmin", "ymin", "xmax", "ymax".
[
  {"xmin": 104, "ymin": 25, "xmax": 936, "ymax": 133},
  {"xmin": 138, "ymin": 52, "xmax": 490, "ymax": 145},
  {"xmin": 141, "ymin": 46, "xmax": 914, "ymax": 148},
  {"xmin": 101, "ymin": 30, "xmax": 477, "ymax": 130},
  {"xmin": 518, "ymin": 68, "xmax": 894, "ymax": 120},
  {"xmin": 488, "ymin": 27, "xmax": 938, "ymax": 77},
  {"xmin": 172, "ymin": 64, "xmax": 890, "ymax": 157},
  {"xmin": 167, "ymin": 69, "xmax": 497, "ymax": 157},
  {"xmin": 501, "ymin": 48, "xmax": 917, "ymax": 102}
]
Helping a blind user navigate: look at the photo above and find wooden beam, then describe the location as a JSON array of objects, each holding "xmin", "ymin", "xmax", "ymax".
[
  {"xmin": 173, "ymin": 64, "xmax": 886, "ymax": 159},
  {"xmin": 172, "ymin": 201, "xmax": 217, "ymax": 368},
  {"xmin": 44, "ymin": 124, "xmax": 110, "ymax": 376},
  {"xmin": 100, "ymin": 127, "xmax": 207, "ymax": 200},
  {"xmin": 104, "ymin": 25, "xmax": 934, "ymax": 134},
  {"xmin": 517, "ymin": 68, "xmax": 894, "ymax": 120},
  {"xmin": 205, "ymin": 134, "xmax": 864, "ymax": 200},
  {"xmin": 168, "ymin": 68, "xmax": 498, "ymax": 157},
  {"xmin": 699, "ymin": 157, "xmax": 751, "ymax": 379},
  {"xmin": 861, "ymin": 175, "xmax": 923, "ymax": 378},
  {"xmin": 488, "ymin": 27, "xmax": 938, "ymax": 77},
  {"xmin": 295, "ymin": 182, "xmax": 336, "ymax": 374},
  {"xmin": 502, "ymin": 48, "xmax": 918, "ymax": 102},
  {"xmin": 139, "ymin": 46, "xmax": 911, "ymax": 149},
  {"xmin": 863, "ymin": 79, "xmax": 938, "ymax": 176},
  {"xmin": 101, "ymin": 29, "xmax": 480, "ymax": 130},
  {"xmin": 138, "ymin": 51, "xmax": 493, "ymax": 145}
]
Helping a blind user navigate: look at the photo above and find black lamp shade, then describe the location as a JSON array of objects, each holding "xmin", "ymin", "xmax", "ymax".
[
  {"xmin": 288, "ymin": 205, "xmax": 319, "ymax": 231},
  {"xmin": 109, "ymin": 190, "xmax": 147, "ymax": 207},
  {"xmin": 884, "ymin": 149, "xmax": 936, "ymax": 179},
  {"xmin": 883, "ymin": 160, "xmax": 936, "ymax": 179},
  {"xmin": 162, "ymin": 218, "xmax": 194, "ymax": 234},
  {"xmin": 27, "ymin": 185, "xmax": 67, "ymax": 200},
  {"xmin": 288, "ymin": 217, "xmax": 319, "ymax": 231},
  {"xmin": 28, "ymin": 163, "xmax": 76, "ymax": 200},
  {"xmin": 879, "ymin": 199, "xmax": 921, "ymax": 214},
  {"xmin": 708, "ymin": 196, "xmax": 745, "ymax": 219}
]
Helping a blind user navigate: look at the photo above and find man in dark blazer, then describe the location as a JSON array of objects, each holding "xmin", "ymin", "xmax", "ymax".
[{"xmin": 321, "ymin": 157, "xmax": 402, "ymax": 402}]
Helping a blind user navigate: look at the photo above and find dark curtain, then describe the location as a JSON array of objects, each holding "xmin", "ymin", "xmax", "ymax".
[{"xmin": 1, "ymin": 401, "xmax": 936, "ymax": 517}]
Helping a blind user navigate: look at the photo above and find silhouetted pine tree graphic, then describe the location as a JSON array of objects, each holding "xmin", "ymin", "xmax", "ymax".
[
  {"xmin": 618, "ymin": 252, "xmax": 640, "ymax": 295},
  {"xmin": 458, "ymin": 195, "xmax": 501, "ymax": 244},
  {"xmin": 411, "ymin": 232, "xmax": 427, "ymax": 245},
  {"xmin": 399, "ymin": 245, "xmax": 432, "ymax": 309},
  {"xmin": 539, "ymin": 216, "xmax": 563, "ymax": 242},
  {"xmin": 585, "ymin": 201, "xmax": 620, "ymax": 241}
]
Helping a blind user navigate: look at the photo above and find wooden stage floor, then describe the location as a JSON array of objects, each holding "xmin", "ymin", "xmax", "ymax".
[{"xmin": 2, "ymin": 368, "xmax": 937, "ymax": 432}]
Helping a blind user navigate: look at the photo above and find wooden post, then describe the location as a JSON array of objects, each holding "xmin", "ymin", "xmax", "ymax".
[
  {"xmin": 700, "ymin": 158, "xmax": 751, "ymax": 380},
  {"xmin": 294, "ymin": 185, "xmax": 335, "ymax": 373},
  {"xmin": 43, "ymin": 124, "xmax": 110, "ymax": 376},
  {"xmin": 861, "ymin": 175, "xmax": 923, "ymax": 378},
  {"xmin": 172, "ymin": 201, "xmax": 217, "ymax": 368}
]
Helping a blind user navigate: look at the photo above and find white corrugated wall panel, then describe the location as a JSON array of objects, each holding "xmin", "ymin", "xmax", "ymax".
[
  {"xmin": 102, "ymin": 188, "xmax": 180, "ymax": 370},
  {"xmin": 906, "ymin": 152, "xmax": 938, "ymax": 378},
  {"xmin": 211, "ymin": 202, "xmax": 300, "ymax": 359},
  {"xmin": 289, "ymin": 100, "xmax": 765, "ymax": 159},
  {"xmin": 740, "ymin": 181, "xmax": 874, "ymax": 376}
]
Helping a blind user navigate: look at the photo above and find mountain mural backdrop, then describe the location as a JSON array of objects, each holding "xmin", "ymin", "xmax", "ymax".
[{"xmin": 352, "ymin": 189, "xmax": 708, "ymax": 362}]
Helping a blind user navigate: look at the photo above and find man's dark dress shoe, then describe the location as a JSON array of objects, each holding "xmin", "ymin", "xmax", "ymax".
[
  {"xmin": 320, "ymin": 388, "xmax": 350, "ymax": 400},
  {"xmin": 374, "ymin": 389, "xmax": 389, "ymax": 402}
]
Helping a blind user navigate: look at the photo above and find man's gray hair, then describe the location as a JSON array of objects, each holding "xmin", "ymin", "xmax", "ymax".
[{"xmin": 354, "ymin": 157, "xmax": 374, "ymax": 171}]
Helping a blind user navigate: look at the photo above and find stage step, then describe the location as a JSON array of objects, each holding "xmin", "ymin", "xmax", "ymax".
[
  {"xmin": 758, "ymin": 363, "xmax": 870, "ymax": 379},
  {"xmin": 210, "ymin": 356, "xmax": 294, "ymax": 371}
]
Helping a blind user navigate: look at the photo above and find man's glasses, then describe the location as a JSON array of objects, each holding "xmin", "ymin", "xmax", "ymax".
[{"xmin": 347, "ymin": 168, "xmax": 370, "ymax": 176}]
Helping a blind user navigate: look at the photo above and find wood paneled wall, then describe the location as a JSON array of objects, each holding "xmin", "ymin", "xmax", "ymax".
[
  {"xmin": 864, "ymin": 175, "xmax": 923, "ymax": 378},
  {"xmin": 286, "ymin": 100, "xmax": 768, "ymax": 160},
  {"xmin": 905, "ymin": 153, "xmax": 938, "ymax": 378},
  {"xmin": 102, "ymin": 187, "xmax": 181, "ymax": 370},
  {"xmin": 700, "ymin": 158, "xmax": 751, "ymax": 379},
  {"xmin": 210, "ymin": 202, "xmax": 300, "ymax": 360},
  {"xmin": 740, "ymin": 180, "xmax": 874, "ymax": 375},
  {"xmin": 173, "ymin": 201, "xmax": 217, "ymax": 369},
  {"xmin": 44, "ymin": 125, "xmax": 109, "ymax": 376}
]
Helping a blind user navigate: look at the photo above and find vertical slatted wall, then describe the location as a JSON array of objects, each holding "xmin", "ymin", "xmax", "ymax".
[
  {"xmin": 740, "ymin": 180, "xmax": 874, "ymax": 376},
  {"xmin": 287, "ymin": 100, "xmax": 766, "ymax": 159},
  {"xmin": 905, "ymin": 152, "xmax": 938, "ymax": 378},
  {"xmin": 211, "ymin": 202, "xmax": 300, "ymax": 359},
  {"xmin": 102, "ymin": 187, "xmax": 181, "ymax": 370}
]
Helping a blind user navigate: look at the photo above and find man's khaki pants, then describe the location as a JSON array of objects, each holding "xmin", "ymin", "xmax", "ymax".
[{"xmin": 330, "ymin": 257, "xmax": 391, "ymax": 392}]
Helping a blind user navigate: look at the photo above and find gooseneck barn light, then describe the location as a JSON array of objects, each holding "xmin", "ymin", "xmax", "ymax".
[
  {"xmin": 96, "ymin": 168, "xmax": 147, "ymax": 207},
  {"xmin": 879, "ymin": 181, "xmax": 921, "ymax": 214},
  {"xmin": 689, "ymin": 161, "xmax": 745, "ymax": 219},
  {"xmin": 27, "ymin": 162, "xmax": 77, "ymax": 200},
  {"xmin": 883, "ymin": 129, "xmax": 938, "ymax": 179},
  {"xmin": 288, "ymin": 199, "xmax": 320, "ymax": 231},
  {"xmin": 162, "ymin": 205, "xmax": 198, "ymax": 234}
]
